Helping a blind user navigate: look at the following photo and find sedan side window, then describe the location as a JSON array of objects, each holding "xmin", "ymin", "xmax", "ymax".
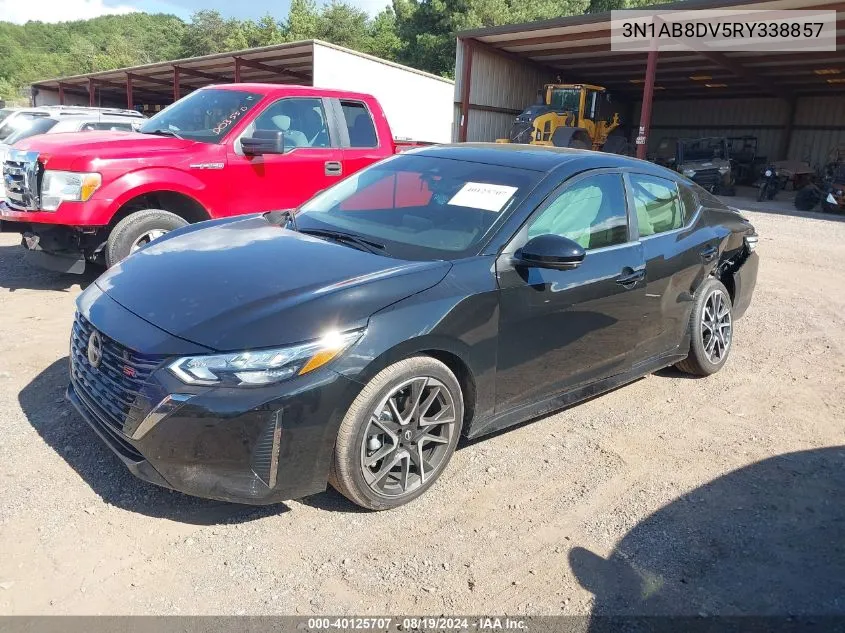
[
  {"xmin": 679, "ymin": 184, "xmax": 699, "ymax": 220},
  {"xmin": 527, "ymin": 173, "xmax": 628, "ymax": 250},
  {"xmin": 630, "ymin": 174, "xmax": 684, "ymax": 237}
]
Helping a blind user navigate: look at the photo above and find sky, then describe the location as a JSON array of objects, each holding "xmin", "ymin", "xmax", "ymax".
[{"xmin": 0, "ymin": 0, "xmax": 392, "ymax": 24}]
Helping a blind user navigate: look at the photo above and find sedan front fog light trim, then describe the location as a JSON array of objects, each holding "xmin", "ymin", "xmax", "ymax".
[{"xmin": 130, "ymin": 394, "xmax": 193, "ymax": 440}]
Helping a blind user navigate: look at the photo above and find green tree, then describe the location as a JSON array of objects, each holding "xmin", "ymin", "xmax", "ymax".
[
  {"xmin": 284, "ymin": 0, "xmax": 321, "ymax": 41},
  {"xmin": 366, "ymin": 9, "xmax": 403, "ymax": 60},
  {"xmin": 179, "ymin": 10, "xmax": 232, "ymax": 56}
]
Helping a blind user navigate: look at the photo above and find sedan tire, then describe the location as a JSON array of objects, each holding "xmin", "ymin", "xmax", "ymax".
[
  {"xmin": 329, "ymin": 356, "xmax": 463, "ymax": 510},
  {"xmin": 675, "ymin": 278, "xmax": 733, "ymax": 376}
]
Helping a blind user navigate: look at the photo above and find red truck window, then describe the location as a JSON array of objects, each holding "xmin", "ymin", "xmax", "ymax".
[
  {"xmin": 250, "ymin": 97, "xmax": 330, "ymax": 149},
  {"xmin": 341, "ymin": 101, "xmax": 378, "ymax": 148},
  {"xmin": 340, "ymin": 171, "xmax": 432, "ymax": 211}
]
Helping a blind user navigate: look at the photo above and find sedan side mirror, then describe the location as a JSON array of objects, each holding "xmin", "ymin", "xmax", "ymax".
[
  {"xmin": 514, "ymin": 234, "xmax": 586, "ymax": 270},
  {"xmin": 242, "ymin": 130, "xmax": 286, "ymax": 156}
]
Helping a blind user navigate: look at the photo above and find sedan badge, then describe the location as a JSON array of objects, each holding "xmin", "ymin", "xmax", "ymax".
[{"xmin": 87, "ymin": 331, "xmax": 103, "ymax": 369}]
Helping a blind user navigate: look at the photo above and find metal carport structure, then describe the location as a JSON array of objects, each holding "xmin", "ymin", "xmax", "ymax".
[
  {"xmin": 32, "ymin": 40, "xmax": 321, "ymax": 111},
  {"xmin": 454, "ymin": 0, "xmax": 845, "ymax": 167}
]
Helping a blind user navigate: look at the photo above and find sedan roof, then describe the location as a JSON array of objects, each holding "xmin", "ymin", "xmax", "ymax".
[{"xmin": 416, "ymin": 142, "xmax": 661, "ymax": 174}]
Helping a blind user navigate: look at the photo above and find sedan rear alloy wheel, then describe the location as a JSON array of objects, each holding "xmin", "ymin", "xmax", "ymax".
[
  {"xmin": 361, "ymin": 376, "xmax": 456, "ymax": 498},
  {"xmin": 676, "ymin": 277, "xmax": 734, "ymax": 376},
  {"xmin": 701, "ymin": 289, "xmax": 732, "ymax": 364},
  {"xmin": 330, "ymin": 356, "xmax": 463, "ymax": 510}
]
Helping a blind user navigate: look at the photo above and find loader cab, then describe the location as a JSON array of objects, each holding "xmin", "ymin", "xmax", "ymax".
[{"xmin": 545, "ymin": 84, "xmax": 610, "ymax": 124}]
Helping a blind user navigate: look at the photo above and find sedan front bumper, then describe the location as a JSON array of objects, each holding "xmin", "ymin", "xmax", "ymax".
[
  {"xmin": 65, "ymin": 289, "xmax": 364, "ymax": 505},
  {"xmin": 67, "ymin": 364, "xmax": 361, "ymax": 504}
]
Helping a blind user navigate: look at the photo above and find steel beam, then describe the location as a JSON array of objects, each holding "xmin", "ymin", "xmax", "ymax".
[
  {"xmin": 778, "ymin": 98, "xmax": 797, "ymax": 160},
  {"xmin": 697, "ymin": 50, "xmax": 792, "ymax": 101},
  {"xmin": 458, "ymin": 39, "xmax": 474, "ymax": 143},
  {"xmin": 128, "ymin": 73, "xmax": 173, "ymax": 88},
  {"xmin": 636, "ymin": 48, "xmax": 658, "ymax": 160},
  {"xmin": 174, "ymin": 66, "xmax": 229, "ymax": 82},
  {"xmin": 235, "ymin": 56, "xmax": 311, "ymax": 82}
]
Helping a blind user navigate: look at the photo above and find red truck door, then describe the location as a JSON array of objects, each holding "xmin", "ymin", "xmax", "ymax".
[
  {"xmin": 334, "ymin": 99, "xmax": 390, "ymax": 177},
  {"xmin": 226, "ymin": 96, "xmax": 344, "ymax": 213}
]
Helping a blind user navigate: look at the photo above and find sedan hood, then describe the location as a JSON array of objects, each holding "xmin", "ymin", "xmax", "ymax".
[{"xmin": 95, "ymin": 215, "xmax": 451, "ymax": 351}]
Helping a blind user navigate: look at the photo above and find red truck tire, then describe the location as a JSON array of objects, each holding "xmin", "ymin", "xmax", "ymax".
[{"xmin": 106, "ymin": 209, "xmax": 188, "ymax": 267}]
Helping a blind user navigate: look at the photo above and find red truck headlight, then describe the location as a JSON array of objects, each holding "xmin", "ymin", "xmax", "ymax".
[{"xmin": 41, "ymin": 170, "xmax": 102, "ymax": 211}]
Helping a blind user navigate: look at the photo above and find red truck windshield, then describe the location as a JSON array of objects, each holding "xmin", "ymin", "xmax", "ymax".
[{"xmin": 138, "ymin": 88, "xmax": 263, "ymax": 143}]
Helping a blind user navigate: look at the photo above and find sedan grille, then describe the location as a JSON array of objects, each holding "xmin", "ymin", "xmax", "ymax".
[{"xmin": 69, "ymin": 313, "xmax": 163, "ymax": 439}]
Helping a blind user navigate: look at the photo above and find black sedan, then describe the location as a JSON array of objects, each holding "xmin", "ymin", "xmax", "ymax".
[{"xmin": 67, "ymin": 144, "xmax": 759, "ymax": 510}]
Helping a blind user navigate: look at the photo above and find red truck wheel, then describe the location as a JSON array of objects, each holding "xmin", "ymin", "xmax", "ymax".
[{"xmin": 106, "ymin": 209, "xmax": 188, "ymax": 267}]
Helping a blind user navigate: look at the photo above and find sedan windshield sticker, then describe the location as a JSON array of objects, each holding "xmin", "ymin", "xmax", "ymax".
[{"xmin": 448, "ymin": 182, "xmax": 518, "ymax": 212}]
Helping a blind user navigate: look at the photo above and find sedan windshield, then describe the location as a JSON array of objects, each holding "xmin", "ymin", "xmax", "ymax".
[
  {"xmin": 138, "ymin": 88, "xmax": 263, "ymax": 143},
  {"xmin": 296, "ymin": 154, "xmax": 540, "ymax": 260}
]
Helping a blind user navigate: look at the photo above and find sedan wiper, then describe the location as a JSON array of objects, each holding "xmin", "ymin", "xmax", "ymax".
[
  {"xmin": 299, "ymin": 228, "xmax": 387, "ymax": 255},
  {"xmin": 140, "ymin": 127, "xmax": 183, "ymax": 140},
  {"xmin": 264, "ymin": 209, "xmax": 298, "ymax": 231}
]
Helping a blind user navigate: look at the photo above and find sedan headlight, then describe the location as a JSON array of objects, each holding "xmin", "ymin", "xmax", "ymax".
[
  {"xmin": 682, "ymin": 168, "xmax": 696, "ymax": 177},
  {"xmin": 718, "ymin": 165, "xmax": 731, "ymax": 174},
  {"xmin": 41, "ymin": 170, "xmax": 102, "ymax": 211},
  {"xmin": 168, "ymin": 329, "xmax": 363, "ymax": 387}
]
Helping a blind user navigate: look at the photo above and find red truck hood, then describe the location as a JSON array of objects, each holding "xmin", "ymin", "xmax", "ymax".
[{"xmin": 14, "ymin": 131, "xmax": 200, "ymax": 170}]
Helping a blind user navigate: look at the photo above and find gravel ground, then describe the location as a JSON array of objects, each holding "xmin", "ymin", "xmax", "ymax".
[{"xmin": 0, "ymin": 203, "xmax": 843, "ymax": 616}]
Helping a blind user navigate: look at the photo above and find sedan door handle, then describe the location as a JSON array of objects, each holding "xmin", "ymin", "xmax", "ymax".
[
  {"xmin": 325, "ymin": 161, "xmax": 343, "ymax": 177},
  {"xmin": 616, "ymin": 268, "xmax": 645, "ymax": 286},
  {"xmin": 700, "ymin": 245, "xmax": 718, "ymax": 262}
]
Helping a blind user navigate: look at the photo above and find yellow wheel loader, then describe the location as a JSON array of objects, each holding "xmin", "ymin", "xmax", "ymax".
[{"xmin": 497, "ymin": 84, "xmax": 627, "ymax": 154}]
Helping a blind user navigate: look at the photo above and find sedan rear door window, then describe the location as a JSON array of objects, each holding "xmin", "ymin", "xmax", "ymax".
[{"xmin": 629, "ymin": 174, "xmax": 684, "ymax": 237}]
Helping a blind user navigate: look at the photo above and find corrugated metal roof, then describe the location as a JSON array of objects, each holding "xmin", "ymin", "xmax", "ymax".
[
  {"xmin": 32, "ymin": 39, "xmax": 451, "ymax": 105},
  {"xmin": 456, "ymin": 0, "xmax": 845, "ymax": 101}
]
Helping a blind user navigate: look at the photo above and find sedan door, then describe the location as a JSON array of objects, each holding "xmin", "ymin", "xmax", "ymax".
[
  {"xmin": 494, "ymin": 171, "xmax": 649, "ymax": 415},
  {"xmin": 627, "ymin": 173, "xmax": 717, "ymax": 359}
]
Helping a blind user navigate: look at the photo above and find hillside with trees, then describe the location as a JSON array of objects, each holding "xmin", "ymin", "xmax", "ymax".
[{"xmin": 0, "ymin": 0, "xmax": 671, "ymax": 103}]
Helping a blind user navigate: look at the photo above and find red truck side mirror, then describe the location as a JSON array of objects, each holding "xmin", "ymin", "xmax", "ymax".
[{"xmin": 242, "ymin": 130, "xmax": 286, "ymax": 156}]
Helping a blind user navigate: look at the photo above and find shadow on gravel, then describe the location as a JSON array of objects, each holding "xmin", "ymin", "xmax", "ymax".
[
  {"xmin": 653, "ymin": 366, "xmax": 699, "ymax": 381},
  {"xmin": 19, "ymin": 357, "xmax": 286, "ymax": 525},
  {"xmin": 570, "ymin": 447, "xmax": 845, "ymax": 618},
  {"xmin": 0, "ymin": 245, "xmax": 98, "ymax": 292}
]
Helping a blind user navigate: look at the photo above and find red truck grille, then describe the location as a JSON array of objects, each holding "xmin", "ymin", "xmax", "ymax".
[{"xmin": 3, "ymin": 150, "xmax": 42, "ymax": 210}]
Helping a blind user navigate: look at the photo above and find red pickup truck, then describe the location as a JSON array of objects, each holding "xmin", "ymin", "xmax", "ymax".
[{"xmin": 1, "ymin": 83, "xmax": 426, "ymax": 272}]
